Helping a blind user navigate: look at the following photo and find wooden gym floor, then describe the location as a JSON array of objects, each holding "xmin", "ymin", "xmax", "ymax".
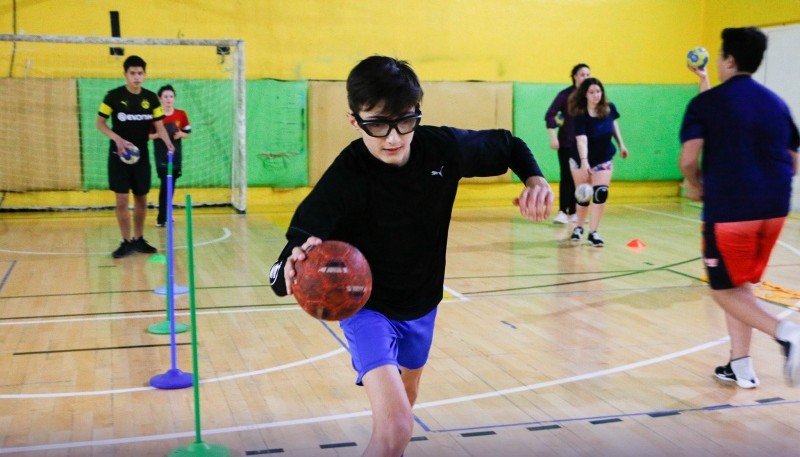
[{"xmin": 0, "ymin": 186, "xmax": 799, "ymax": 456}]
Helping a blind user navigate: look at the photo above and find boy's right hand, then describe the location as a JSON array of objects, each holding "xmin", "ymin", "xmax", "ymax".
[{"xmin": 283, "ymin": 236, "xmax": 322, "ymax": 294}]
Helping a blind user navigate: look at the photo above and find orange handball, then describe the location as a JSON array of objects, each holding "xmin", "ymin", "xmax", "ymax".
[{"xmin": 293, "ymin": 241, "xmax": 372, "ymax": 321}]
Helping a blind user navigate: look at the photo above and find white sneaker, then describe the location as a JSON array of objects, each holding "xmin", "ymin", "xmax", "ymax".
[
  {"xmin": 567, "ymin": 213, "xmax": 577, "ymax": 223},
  {"xmin": 553, "ymin": 211, "xmax": 569, "ymax": 224},
  {"xmin": 777, "ymin": 320, "xmax": 800, "ymax": 387},
  {"xmin": 714, "ymin": 357, "xmax": 759, "ymax": 389}
]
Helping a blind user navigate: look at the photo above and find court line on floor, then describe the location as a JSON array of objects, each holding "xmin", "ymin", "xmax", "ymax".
[
  {"xmin": 2, "ymin": 206, "xmax": 797, "ymax": 452},
  {"xmin": 622, "ymin": 204, "xmax": 701, "ymax": 224},
  {"xmin": 1, "ymin": 324, "xmax": 783, "ymax": 455},
  {"xmin": 625, "ymin": 204, "xmax": 800, "ymax": 257},
  {"xmin": 0, "ymin": 346, "xmax": 346, "ymax": 399},
  {"xmin": 0, "ymin": 304, "xmax": 302, "ymax": 327},
  {"xmin": 0, "ymin": 227, "xmax": 231, "ymax": 256},
  {"xmin": 0, "ymin": 260, "xmax": 15, "ymax": 294},
  {"xmin": 444, "ymin": 284, "xmax": 469, "ymax": 301}
]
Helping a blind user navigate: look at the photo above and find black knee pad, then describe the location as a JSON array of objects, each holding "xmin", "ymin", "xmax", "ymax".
[{"xmin": 593, "ymin": 185, "xmax": 609, "ymax": 204}]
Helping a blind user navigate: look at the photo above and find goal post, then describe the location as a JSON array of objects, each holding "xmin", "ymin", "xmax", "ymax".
[{"xmin": 0, "ymin": 34, "xmax": 246, "ymax": 212}]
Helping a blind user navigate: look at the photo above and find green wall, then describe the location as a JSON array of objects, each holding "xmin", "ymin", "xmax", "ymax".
[
  {"xmin": 246, "ymin": 79, "xmax": 308, "ymax": 187},
  {"xmin": 73, "ymin": 79, "xmax": 706, "ymax": 188},
  {"xmin": 513, "ymin": 83, "xmax": 698, "ymax": 181}
]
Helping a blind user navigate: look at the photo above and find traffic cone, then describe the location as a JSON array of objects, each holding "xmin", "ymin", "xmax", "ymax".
[{"xmin": 627, "ymin": 239, "xmax": 647, "ymax": 250}]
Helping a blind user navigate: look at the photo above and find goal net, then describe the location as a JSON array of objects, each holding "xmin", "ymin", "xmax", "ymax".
[{"xmin": 0, "ymin": 34, "xmax": 246, "ymax": 212}]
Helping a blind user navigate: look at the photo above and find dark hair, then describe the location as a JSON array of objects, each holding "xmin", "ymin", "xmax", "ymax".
[
  {"xmin": 568, "ymin": 77, "xmax": 610, "ymax": 118},
  {"xmin": 570, "ymin": 63, "xmax": 590, "ymax": 84},
  {"xmin": 123, "ymin": 55, "xmax": 146, "ymax": 72},
  {"xmin": 158, "ymin": 84, "xmax": 175, "ymax": 97},
  {"xmin": 346, "ymin": 56, "xmax": 423, "ymax": 117},
  {"xmin": 721, "ymin": 27, "xmax": 767, "ymax": 73}
]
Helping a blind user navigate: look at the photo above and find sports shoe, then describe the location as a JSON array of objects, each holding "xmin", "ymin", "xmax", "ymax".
[
  {"xmin": 570, "ymin": 226, "xmax": 584, "ymax": 242},
  {"xmin": 714, "ymin": 358, "xmax": 759, "ymax": 389},
  {"xmin": 155, "ymin": 217, "xmax": 174, "ymax": 227},
  {"xmin": 132, "ymin": 237, "xmax": 157, "ymax": 254},
  {"xmin": 588, "ymin": 231, "xmax": 604, "ymax": 247},
  {"xmin": 111, "ymin": 240, "xmax": 135, "ymax": 259},
  {"xmin": 553, "ymin": 211, "xmax": 569, "ymax": 224},
  {"xmin": 567, "ymin": 213, "xmax": 577, "ymax": 223},
  {"xmin": 776, "ymin": 320, "xmax": 800, "ymax": 387}
]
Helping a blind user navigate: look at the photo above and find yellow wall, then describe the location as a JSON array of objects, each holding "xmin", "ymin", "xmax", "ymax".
[
  {"xmin": 704, "ymin": 0, "xmax": 800, "ymax": 44},
  {"xmin": 698, "ymin": 0, "xmax": 800, "ymax": 84},
  {"xmin": 1, "ymin": 0, "xmax": 797, "ymax": 83},
  {"xmin": 0, "ymin": 0, "xmax": 789, "ymax": 85}
]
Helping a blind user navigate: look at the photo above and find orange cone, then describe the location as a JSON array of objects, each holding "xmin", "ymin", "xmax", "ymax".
[{"xmin": 627, "ymin": 239, "xmax": 647, "ymax": 249}]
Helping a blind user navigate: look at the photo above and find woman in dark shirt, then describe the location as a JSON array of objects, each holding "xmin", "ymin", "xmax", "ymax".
[
  {"xmin": 544, "ymin": 63, "xmax": 590, "ymax": 224},
  {"xmin": 567, "ymin": 77, "xmax": 629, "ymax": 247}
]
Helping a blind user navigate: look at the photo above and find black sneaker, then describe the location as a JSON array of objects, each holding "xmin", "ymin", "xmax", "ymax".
[
  {"xmin": 570, "ymin": 226, "xmax": 584, "ymax": 242},
  {"xmin": 111, "ymin": 240, "xmax": 135, "ymax": 259},
  {"xmin": 714, "ymin": 363, "xmax": 736, "ymax": 384},
  {"xmin": 714, "ymin": 361, "xmax": 759, "ymax": 389},
  {"xmin": 132, "ymin": 237, "xmax": 157, "ymax": 254},
  {"xmin": 588, "ymin": 231, "xmax": 604, "ymax": 247}
]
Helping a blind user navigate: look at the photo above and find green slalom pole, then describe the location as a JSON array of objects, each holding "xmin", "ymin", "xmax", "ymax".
[{"xmin": 169, "ymin": 194, "xmax": 229, "ymax": 457}]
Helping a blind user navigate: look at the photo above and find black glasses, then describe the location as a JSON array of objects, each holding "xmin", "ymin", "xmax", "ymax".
[{"xmin": 352, "ymin": 111, "xmax": 422, "ymax": 137}]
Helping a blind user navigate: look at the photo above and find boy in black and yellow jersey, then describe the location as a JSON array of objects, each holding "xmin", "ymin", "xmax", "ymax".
[{"xmin": 96, "ymin": 55, "xmax": 174, "ymax": 258}]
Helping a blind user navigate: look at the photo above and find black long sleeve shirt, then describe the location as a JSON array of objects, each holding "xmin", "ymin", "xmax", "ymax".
[{"xmin": 270, "ymin": 125, "xmax": 544, "ymax": 320}]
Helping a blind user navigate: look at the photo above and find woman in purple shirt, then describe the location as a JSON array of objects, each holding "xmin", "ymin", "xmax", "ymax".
[{"xmin": 545, "ymin": 63, "xmax": 591, "ymax": 224}]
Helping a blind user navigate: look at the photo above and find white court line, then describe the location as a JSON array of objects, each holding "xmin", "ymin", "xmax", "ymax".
[
  {"xmin": 0, "ymin": 305, "xmax": 299, "ymax": 327},
  {"xmin": 443, "ymin": 284, "xmax": 469, "ymax": 301},
  {"xmin": 778, "ymin": 240, "xmax": 800, "ymax": 257},
  {"xmin": 623, "ymin": 204, "xmax": 701, "ymax": 224},
  {"xmin": 0, "ymin": 347, "xmax": 346, "ymax": 399},
  {"xmin": 626, "ymin": 204, "xmax": 800, "ymax": 257},
  {"xmin": 1, "ymin": 208, "xmax": 797, "ymax": 453},
  {"xmin": 0, "ymin": 227, "xmax": 231, "ymax": 256},
  {"xmin": 0, "ymin": 332, "xmax": 747, "ymax": 455},
  {"xmin": 5, "ymin": 306, "xmax": 795, "ymax": 455}
]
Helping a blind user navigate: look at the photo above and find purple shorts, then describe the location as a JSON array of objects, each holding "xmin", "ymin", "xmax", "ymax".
[{"xmin": 339, "ymin": 307, "xmax": 438, "ymax": 385}]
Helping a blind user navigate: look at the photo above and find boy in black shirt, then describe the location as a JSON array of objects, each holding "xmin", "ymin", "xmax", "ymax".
[
  {"xmin": 96, "ymin": 55, "xmax": 174, "ymax": 258},
  {"xmin": 270, "ymin": 56, "xmax": 553, "ymax": 456}
]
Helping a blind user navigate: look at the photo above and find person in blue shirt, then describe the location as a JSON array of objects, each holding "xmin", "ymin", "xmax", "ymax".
[
  {"xmin": 269, "ymin": 56, "xmax": 553, "ymax": 457},
  {"xmin": 680, "ymin": 26, "xmax": 800, "ymax": 389},
  {"xmin": 567, "ymin": 77, "xmax": 629, "ymax": 247}
]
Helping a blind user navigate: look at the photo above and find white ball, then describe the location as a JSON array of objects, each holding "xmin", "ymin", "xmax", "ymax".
[
  {"xmin": 574, "ymin": 183, "xmax": 593, "ymax": 204},
  {"xmin": 687, "ymin": 46, "xmax": 709, "ymax": 69},
  {"xmin": 120, "ymin": 143, "xmax": 140, "ymax": 165}
]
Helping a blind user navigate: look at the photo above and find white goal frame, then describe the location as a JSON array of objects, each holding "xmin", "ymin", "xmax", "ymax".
[{"xmin": 0, "ymin": 34, "xmax": 247, "ymax": 212}]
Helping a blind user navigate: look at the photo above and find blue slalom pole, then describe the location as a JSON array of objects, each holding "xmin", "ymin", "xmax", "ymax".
[
  {"xmin": 148, "ymin": 148, "xmax": 189, "ymax": 335},
  {"xmin": 150, "ymin": 151, "xmax": 193, "ymax": 390}
]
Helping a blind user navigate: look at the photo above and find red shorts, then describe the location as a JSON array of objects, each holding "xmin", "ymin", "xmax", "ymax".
[{"xmin": 702, "ymin": 218, "xmax": 785, "ymax": 290}]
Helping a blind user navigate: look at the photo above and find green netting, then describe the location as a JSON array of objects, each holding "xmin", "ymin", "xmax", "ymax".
[
  {"xmin": 79, "ymin": 79, "xmax": 234, "ymax": 190},
  {"xmin": 78, "ymin": 78, "xmax": 307, "ymax": 190}
]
